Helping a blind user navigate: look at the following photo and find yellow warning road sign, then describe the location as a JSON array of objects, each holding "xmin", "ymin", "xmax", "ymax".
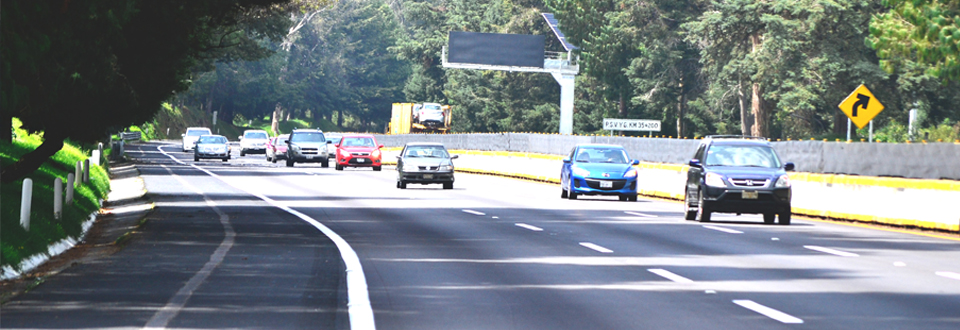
[{"xmin": 838, "ymin": 84, "xmax": 884, "ymax": 129}]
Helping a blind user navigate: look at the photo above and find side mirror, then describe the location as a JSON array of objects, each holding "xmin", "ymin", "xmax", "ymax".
[
  {"xmin": 688, "ymin": 159, "xmax": 702, "ymax": 168},
  {"xmin": 563, "ymin": 158, "xmax": 571, "ymax": 164},
  {"xmin": 396, "ymin": 155, "xmax": 401, "ymax": 160},
  {"xmin": 238, "ymin": 136, "xmax": 242, "ymax": 139},
  {"xmin": 379, "ymin": 144, "xmax": 385, "ymax": 149},
  {"xmin": 632, "ymin": 159, "xmax": 640, "ymax": 165},
  {"xmin": 181, "ymin": 133, "xmax": 185, "ymax": 137},
  {"xmin": 283, "ymin": 140, "xmax": 290, "ymax": 144},
  {"xmin": 326, "ymin": 140, "xmax": 333, "ymax": 144},
  {"xmin": 451, "ymin": 155, "xmax": 459, "ymax": 159},
  {"xmin": 335, "ymin": 143, "xmax": 340, "ymax": 148},
  {"xmin": 784, "ymin": 162, "xmax": 795, "ymax": 171}
]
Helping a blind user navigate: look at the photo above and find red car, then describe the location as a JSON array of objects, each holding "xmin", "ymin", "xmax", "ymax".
[
  {"xmin": 335, "ymin": 134, "xmax": 383, "ymax": 171},
  {"xmin": 266, "ymin": 134, "xmax": 289, "ymax": 163}
]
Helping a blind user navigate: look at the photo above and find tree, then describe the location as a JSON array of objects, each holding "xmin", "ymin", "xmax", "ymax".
[
  {"xmin": 1, "ymin": 0, "xmax": 292, "ymax": 183},
  {"xmin": 868, "ymin": 0, "xmax": 960, "ymax": 83}
]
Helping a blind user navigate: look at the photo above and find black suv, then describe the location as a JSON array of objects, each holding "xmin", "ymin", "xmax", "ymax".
[{"xmin": 684, "ymin": 136, "xmax": 795, "ymax": 225}]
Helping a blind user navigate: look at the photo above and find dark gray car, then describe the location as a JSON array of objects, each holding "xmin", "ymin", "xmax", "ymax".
[
  {"xmin": 396, "ymin": 143, "xmax": 457, "ymax": 189},
  {"xmin": 284, "ymin": 129, "xmax": 331, "ymax": 167}
]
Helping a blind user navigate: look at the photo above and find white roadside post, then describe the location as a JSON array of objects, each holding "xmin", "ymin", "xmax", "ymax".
[
  {"xmin": 66, "ymin": 173, "xmax": 75, "ymax": 205},
  {"xmin": 54, "ymin": 178, "xmax": 63, "ymax": 220},
  {"xmin": 83, "ymin": 159, "xmax": 90, "ymax": 183},
  {"xmin": 75, "ymin": 161, "xmax": 82, "ymax": 186},
  {"xmin": 21, "ymin": 178, "xmax": 33, "ymax": 231}
]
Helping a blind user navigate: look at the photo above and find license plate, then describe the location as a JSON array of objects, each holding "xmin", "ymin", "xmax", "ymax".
[
  {"xmin": 423, "ymin": 174, "xmax": 434, "ymax": 179},
  {"xmin": 306, "ymin": 155, "xmax": 314, "ymax": 159},
  {"xmin": 742, "ymin": 190, "xmax": 758, "ymax": 199},
  {"xmin": 357, "ymin": 158, "xmax": 365, "ymax": 163},
  {"xmin": 600, "ymin": 181, "xmax": 613, "ymax": 188}
]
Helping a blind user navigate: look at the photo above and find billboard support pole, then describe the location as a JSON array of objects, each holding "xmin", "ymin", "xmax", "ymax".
[{"xmin": 553, "ymin": 72, "xmax": 576, "ymax": 135}]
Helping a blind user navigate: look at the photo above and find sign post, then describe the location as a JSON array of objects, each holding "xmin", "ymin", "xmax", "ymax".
[
  {"xmin": 838, "ymin": 84, "xmax": 885, "ymax": 141},
  {"xmin": 603, "ymin": 119, "xmax": 662, "ymax": 135}
]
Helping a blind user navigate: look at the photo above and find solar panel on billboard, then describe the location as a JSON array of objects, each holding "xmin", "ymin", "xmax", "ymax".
[
  {"xmin": 448, "ymin": 31, "xmax": 545, "ymax": 68},
  {"xmin": 541, "ymin": 13, "xmax": 578, "ymax": 52}
]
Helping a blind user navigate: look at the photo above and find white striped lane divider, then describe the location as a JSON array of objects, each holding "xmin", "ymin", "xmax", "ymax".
[
  {"xmin": 579, "ymin": 242, "xmax": 614, "ymax": 254},
  {"xmin": 648, "ymin": 269, "xmax": 695, "ymax": 283},
  {"xmin": 515, "ymin": 223, "xmax": 543, "ymax": 232},
  {"xmin": 804, "ymin": 245, "xmax": 859, "ymax": 257},
  {"xmin": 733, "ymin": 300, "xmax": 804, "ymax": 324}
]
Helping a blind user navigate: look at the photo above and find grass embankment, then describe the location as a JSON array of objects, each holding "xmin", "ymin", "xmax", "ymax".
[{"xmin": 1, "ymin": 119, "xmax": 110, "ymax": 270}]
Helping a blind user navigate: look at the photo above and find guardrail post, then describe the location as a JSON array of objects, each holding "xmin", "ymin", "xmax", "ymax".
[
  {"xmin": 83, "ymin": 159, "xmax": 90, "ymax": 183},
  {"xmin": 92, "ymin": 143, "xmax": 103, "ymax": 166},
  {"xmin": 54, "ymin": 177, "xmax": 63, "ymax": 220},
  {"xmin": 21, "ymin": 178, "xmax": 33, "ymax": 231},
  {"xmin": 66, "ymin": 173, "xmax": 75, "ymax": 205}
]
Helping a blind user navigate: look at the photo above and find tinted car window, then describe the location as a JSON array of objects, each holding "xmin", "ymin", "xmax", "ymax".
[
  {"xmin": 291, "ymin": 132, "xmax": 324, "ymax": 142},
  {"xmin": 705, "ymin": 145, "xmax": 781, "ymax": 168},
  {"xmin": 244, "ymin": 132, "xmax": 268, "ymax": 139},
  {"xmin": 326, "ymin": 137, "xmax": 342, "ymax": 144},
  {"xmin": 342, "ymin": 137, "xmax": 375, "ymax": 147},
  {"xmin": 199, "ymin": 136, "xmax": 225, "ymax": 143},
  {"xmin": 575, "ymin": 147, "xmax": 629, "ymax": 164},
  {"xmin": 404, "ymin": 146, "xmax": 449, "ymax": 158},
  {"xmin": 187, "ymin": 129, "xmax": 211, "ymax": 136}
]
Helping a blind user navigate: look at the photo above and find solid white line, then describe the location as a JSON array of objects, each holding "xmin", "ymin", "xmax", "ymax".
[
  {"xmin": 648, "ymin": 269, "xmax": 695, "ymax": 283},
  {"xmin": 893, "ymin": 262, "xmax": 907, "ymax": 267},
  {"xmin": 733, "ymin": 300, "xmax": 804, "ymax": 324},
  {"xmin": 935, "ymin": 271, "xmax": 960, "ymax": 281},
  {"xmin": 804, "ymin": 245, "xmax": 860, "ymax": 257},
  {"xmin": 703, "ymin": 225, "xmax": 744, "ymax": 234},
  {"xmin": 462, "ymin": 209, "xmax": 486, "ymax": 216},
  {"xmin": 158, "ymin": 146, "xmax": 375, "ymax": 330},
  {"xmin": 625, "ymin": 211, "xmax": 658, "ymax": 218},
  {"xmin": 144, "ymin": 165, "xmax": 235, "ymax": 330},
  {"xmin": 515, "ymin": 223, "xmax": 544, "ymax": 232},
  {"xmin": 579, "ymin": 242, "xmax": 614, "ymax": 254}
]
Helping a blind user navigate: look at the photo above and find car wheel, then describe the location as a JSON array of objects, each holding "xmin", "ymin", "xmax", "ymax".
[
  {"xmin": 684, "ymin": 190, "xmax": 697, "ymax": 220},
  {"xmin": 629, "ymin": 195, "xmax": 638, "ymax": 202},
  {"xmin": 619, "ymin": 195, "xmax": 628, "ymax": 201},
  {"xmin": 240, "ymin": 150, "xmax": 245, "ymax": 157},
  {"xmin": 568, "ymin": 190, "xmax": 578, "ymax": 200},
  {"xmin": 336, "ymin": 164, "xmax": 343, "ymax": 171},
  {"xmin": 399, "ymin": 181, "xmax": 407, "ymax": 189},
  {"xmin": 779, "ymin": 211, "xmax": 792, "ymax": 225},
  {"xmin": 286, "ymin": 159, "xmax": 294, "ymax": 167},
  {"xmin": 322, "ymin": 160, "xmax": 329, "ymax": 168},
  {"xmin": 763, "ymin": 213, "xmax": 776, "ymax": 224},
  {"xmin": 443, "ymin": 182, "xmax": 453, "ymax": 190},
  {"xmin": 697, "ymin": 190, "xmax": 711, "ymax": 222},
  {"xmin": 272, "ymin": 157, "xmax": 277, "ymax": 164},
  {"xmin": 194, "ymin": 156, "xmax": 199, "ymax": 162},
  {"xmin": 561, "ymin": 188, "xmax": 568, "ymax": 199},
  {"xmin": 373, "ymin": 166, "xmax": 382, "ymax": 171},
  {"xmin": 222, "ymin": 158, "xmax": 228, "ymax": 162}
]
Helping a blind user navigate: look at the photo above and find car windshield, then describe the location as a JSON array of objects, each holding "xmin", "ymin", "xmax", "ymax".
[
  {"xmin": 705, "ymin": 145, "xmax": 781, "ymax": 168},
  {"xmin": 290, "ymin": 132, "xmax": 324, "ymax": 142},
  {"xmin": 404, "ymin": 146, "xmax": 449, "ymax": 158},
  {"xmin": 342, "ymin": 137, "xmax": 375, "ymax": 147},
  {"xmin": 198, "ymin": 136, "xmax": 225, "ymax": 144},
  {"xmin": 187, "ymin": 129, "xmax": 210, "ymax": 136},
  {"xmin": 574, "ymin": 147, "xmax": 629, "ymax": 164},
  {"xmin": 244, "ymin": 132, "xmax": 268, "ymax": 139}
]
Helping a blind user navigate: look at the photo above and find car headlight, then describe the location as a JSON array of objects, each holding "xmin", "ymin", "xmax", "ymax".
[
  {"xmin": 775, "ymin": 175, "xmax": 791, "ymax": 188},
  {"xmin": 401, "ymin": 164, "xmax": 418, "ymax": 172},
  {"xmin": 624, "ymin": 169, "xmax": 638, "ymax": 178},
  {"xmin": 705, "ymin": 172, "xmax": 726, "ymax": 187},
  {"xmin": 372, "ymin": 149, "xmax": 381, "ymax": 158},
  {"xmin": 291, "ymin": 144, "xmax": 301, "ymax": 152},
  {"xmin": 572, "ymin": 167, "xmax": 591, "ymax": 177},
  {"xmin": 439, "ymin": 165, "xmax": 454, "ymax": 172}
]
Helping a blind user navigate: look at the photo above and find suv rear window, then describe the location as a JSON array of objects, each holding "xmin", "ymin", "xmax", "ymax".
[
  {"xmin": 705, "ymin": 145, "xmax": 781, "ymax": 168},
  {"xmin": 244, "ymin": 132, "xmax": 268, "ymax": 139},
  {"xmin": 290, "ymin": 132, "xmax": 325, "ymax": 142},
  {"xmin": 186, "ymin": 129, "xmax": 211, "ymax": 136}
]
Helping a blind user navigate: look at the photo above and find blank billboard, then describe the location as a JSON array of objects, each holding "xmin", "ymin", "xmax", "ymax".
[{"xmin": 448, "ymin": 31, "xmax": 545, "ymax": 68}]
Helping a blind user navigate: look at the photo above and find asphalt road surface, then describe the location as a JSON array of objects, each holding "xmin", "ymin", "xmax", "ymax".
[{"xmin": 3, "ymin": 141, "xmax": 959, "ymax": 330}]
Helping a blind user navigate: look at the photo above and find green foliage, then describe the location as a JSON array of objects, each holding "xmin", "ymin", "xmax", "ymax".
[
  {"xmin": 1, "ymin": 119, "xmax": 109, "ymax": 269},
  {"xmin": 868, "ymin": 0, "xmax": 960, "ymax": 83}
]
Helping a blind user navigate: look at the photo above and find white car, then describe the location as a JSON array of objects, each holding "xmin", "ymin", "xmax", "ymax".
[
  {"xmin": 182, "ymin": 127, "xmax": 212, "ymax": 152},
  {"xmin": 238, "ymin": 129, "xmax": 270, "ymax": 156},
  {"xmin": 324, "ymin": 133, "xmax": 342, "ymax": 159}
]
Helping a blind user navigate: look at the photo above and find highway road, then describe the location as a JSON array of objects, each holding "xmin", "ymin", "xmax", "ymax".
[{"xmin": 2, "ymin": 141, "xmax": 959, "ymax": 330}]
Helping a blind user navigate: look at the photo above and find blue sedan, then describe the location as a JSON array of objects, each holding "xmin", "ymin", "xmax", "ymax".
[{"xmin": 560, "ymin": 144, "xmax": 640, "ymax": 201}]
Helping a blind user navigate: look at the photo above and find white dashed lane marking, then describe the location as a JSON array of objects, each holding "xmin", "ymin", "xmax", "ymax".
[
  {"xmin": 624, "ymin": 211, "xmax": 658, "ymax": 218},
  {"xmin": 579, "ymin": 242, "xmax": 614, "ymax": 254},
  {"xmin": 515, "ymin": 223, "xmax": 544, "ymax": 232},
  {"xmin": 648, "ymin": 269, "xmax": 695, "ymax": 283},
  {"xmin": 804, "ymin": 245, "xmax": 859, "ymax": 257},
  {"xmin": 936, "ymin": 271, "xmax": 960, "ymax": 281},
  {"xmin": 733, "ymin": 300, "xmax": 804, "ymax": 324},
  {"xmin": 462, "ymin": 209, "xmax": 486, "ymax": 216},
  {"xmin": 703, "ymin": 225, "xmax": 744, "ymax": 234}
]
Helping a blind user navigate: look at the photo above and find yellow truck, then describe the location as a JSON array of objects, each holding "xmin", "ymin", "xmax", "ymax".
[{"xmin": 388, "ymin": 102, "xmax": 452, "ymax": 134}]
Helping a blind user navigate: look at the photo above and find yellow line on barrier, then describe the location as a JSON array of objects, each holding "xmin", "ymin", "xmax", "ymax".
[{"xmin": 800, "ymin": 218, "xmax": 960, "ymax": 242}]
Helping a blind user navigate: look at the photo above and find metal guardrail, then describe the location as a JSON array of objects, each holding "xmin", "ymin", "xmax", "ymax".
[{"xmin": 120, "ymin": 131, "xmax": 141, "ymax": 141}]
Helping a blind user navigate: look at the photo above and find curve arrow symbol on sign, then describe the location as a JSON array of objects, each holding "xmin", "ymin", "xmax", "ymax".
[{"xmin": 852, "ymin": 94, "xmax": 870, "ymax": 117}]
